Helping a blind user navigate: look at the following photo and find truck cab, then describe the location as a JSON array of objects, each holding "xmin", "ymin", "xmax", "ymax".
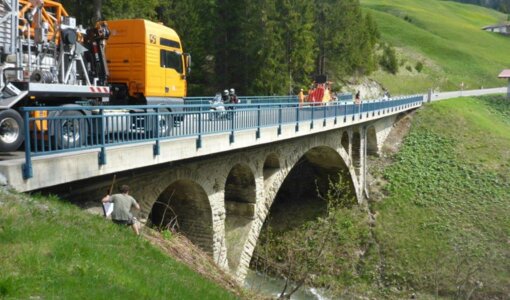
[{"xmin": 105, "ymin": 19, "xmax": 190, "ymax": 105}]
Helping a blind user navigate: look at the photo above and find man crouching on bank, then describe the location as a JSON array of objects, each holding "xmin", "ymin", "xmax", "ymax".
[{"xmin": 102, "ymin": 184, "xmax": 141, "ymax": 235}]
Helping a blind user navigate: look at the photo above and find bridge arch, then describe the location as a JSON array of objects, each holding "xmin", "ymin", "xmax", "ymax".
[
  {"xmin": 149, "ymin": 179, "xmax": 214, "ymax": 254},
  {"xmin": 224, "ymin": 163, "xmax": 257, "ymax": 271},
  {"xmin": 241, "ymin": 145, "xmax": 357, "ymax": 277},
  {"xmin": 264, "ymin": 145, "xmax": 354, "ymax": 225}
]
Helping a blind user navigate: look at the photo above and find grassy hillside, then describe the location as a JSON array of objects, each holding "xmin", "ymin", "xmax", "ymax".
[
  {"xmin": 361, "ymin": 0, "xmax": 510, "ymax": 94},
  {"xmin": 365, "ymin": 96, "xmax": 510, "ymax": 298},
  {"xmin": 254, "ymin": 96, "xmax": 510, "ymax": 299},
  {"xmin": 0, "ymin": 192, "xmax": 238, "ymax": 299}
]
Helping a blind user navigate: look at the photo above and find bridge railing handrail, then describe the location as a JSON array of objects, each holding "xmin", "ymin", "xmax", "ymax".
[{"xmin": 19, "ymin": 95, "xmax": 424, "ymax": 179}]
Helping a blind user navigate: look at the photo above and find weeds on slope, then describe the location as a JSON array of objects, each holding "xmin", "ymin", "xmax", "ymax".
[{"xmin": 368, "ymin": 96, "xmax": 510, "ymax": 299}]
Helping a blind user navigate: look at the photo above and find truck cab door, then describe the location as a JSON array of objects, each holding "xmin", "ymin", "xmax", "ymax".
[{"xmin": 161, "ymin": 49, "xmax": 186, "ymax": 98}]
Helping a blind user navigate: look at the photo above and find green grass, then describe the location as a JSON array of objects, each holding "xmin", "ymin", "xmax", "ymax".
[
  {"xmin": 368, "ymin": 96, "xmax": 510, "ymax": 298},
  {"xmin": 361, "ymin": 0, "xmax": 510, "ymax": 94},
  {"xmin": 0, "ymin": 192, "xmax": 237, "ymax": 300},
  {"xmin": 255, "ymin": 95, "xmax": 510, "ymax": 299}
]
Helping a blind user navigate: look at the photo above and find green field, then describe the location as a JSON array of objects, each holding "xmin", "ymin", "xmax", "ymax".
[
  {"xmin": 361, "ymin": 0, "xmax": 510, "ymax": 94},
  {"xmin": 0, "ymin": 193, "xmax": 237, "ymax": 299},
  {"xmin": 254, "ymin": 96, "xmax": 510, "ymax": 299},
  {"xmin": 366, "ymin": 96, "xmax": 510, "ymax": 298}
]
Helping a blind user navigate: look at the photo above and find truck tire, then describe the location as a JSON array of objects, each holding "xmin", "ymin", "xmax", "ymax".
[
  {"xmin": 157, "ymin": 109, "xmax": 173, "ymax": 137},
  {"xmin": 0, "ymin": 109, "xmax": 24, "ymax": 152},
  {"xmin": 53, "ymin": 110, "xmax": 88, "ymax": 149},
  {"xmin": 146, "ymin": 108, "xmax": 173, "ymax": 138}
]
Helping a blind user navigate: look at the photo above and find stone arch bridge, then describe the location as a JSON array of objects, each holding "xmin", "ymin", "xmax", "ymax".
[
  {"xmin": 59, "ymin": 114, "xmax": 401, "ymax": 281},
  {"xmin": 0, "ymin": 98, "xmax": 421, "ymax": 281}
]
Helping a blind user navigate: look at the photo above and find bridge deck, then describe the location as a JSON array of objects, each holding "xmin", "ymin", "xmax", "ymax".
[{"xmin": 0, "ymin": 97, "xmax": 423, "ymax": 191}]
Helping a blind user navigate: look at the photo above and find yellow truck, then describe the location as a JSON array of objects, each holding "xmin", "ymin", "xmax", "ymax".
[
  {"xmin": 0, "ymin": 0, "xmax": 190, "ymax": 151},
  {"xmin": 104, "ymin": 19, "xmax": 190, "ymax": 105}
]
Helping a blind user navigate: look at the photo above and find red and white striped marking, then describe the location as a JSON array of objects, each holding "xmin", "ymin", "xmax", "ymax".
[{"xmin": 89, "ymin": 86, "xmax": 110, "ymax": 93}]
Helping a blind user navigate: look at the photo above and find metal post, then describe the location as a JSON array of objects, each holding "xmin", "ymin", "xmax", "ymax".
[
  {"xmin": 334, "ymin": 102, "xmax": 337, "ymax": 125},
  {"xmin": 22, "ymin": 110, "xmax": 33, "ymax": 179},
  {"xmin": 154, "ymin": 108, "xmax": 161, "ymax": 155},
  {"xmin": 196, "ymin": 106, "xmax": 202, "ymax": 149},
  {"xmin": 98, "ymin": 108, "xmax": 107, "ymax": 165},
  {"xmin": 310, "ymin": 105, "xmax": 314, "ymax": 129},
  {"xmin": 344, "ymin": 102, "xmax": 347, "ymax": 123},
  {"xmin": 323, "ymin": 104, "xmax": 326, "ymax": 127},
  {"xmin": 229, "ymin": 105, "xmax": 235, "ymax": 144},
  {"xmin": 277, "ymin": 104, "xmax": 282, "ymax": 135},
  {"xmin": 256, "ymin": 105, "xmax": 261, "ymax": 139},
  {"xmin": 295, "ymin": 105, "xmax": 300, "ymax": 132}
]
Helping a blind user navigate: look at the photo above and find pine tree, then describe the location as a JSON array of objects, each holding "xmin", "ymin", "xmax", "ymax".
[
  {"xmin": 157, "ymin": 0, "xmax": 217, "ymax": 95},
  {"xmin": 277, "ymin": 0, "xmax": 316, "ymax": 93},
  {"xmin": 102, "ymin": 0, "xmax": 159, "ymax": 20}
]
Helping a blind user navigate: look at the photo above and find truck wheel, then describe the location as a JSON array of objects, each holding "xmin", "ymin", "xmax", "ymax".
[
  {"xmin": 54, "ymin": 110, "xmax": 88, "ymax": 149},
  {"xmin": 146, "ymin": 109, "xmax": 173, "ymax": 138},
  {"xmin": 157, "ymin": 109, "xmax": 173, "ymax": 137},
  {"xmin": 0, "ymin": 109, "xmax": 24, "ymax": 152}
]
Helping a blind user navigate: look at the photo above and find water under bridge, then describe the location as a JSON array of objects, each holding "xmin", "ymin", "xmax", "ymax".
[{"xmin": 0, "ymin": 87, "xmax": 504, "ymax": 280}]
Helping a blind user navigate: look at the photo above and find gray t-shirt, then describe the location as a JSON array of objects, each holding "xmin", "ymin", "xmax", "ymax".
[{"xmin": 110, "ymin": 193, "xmax": 138, "ymax": 221}]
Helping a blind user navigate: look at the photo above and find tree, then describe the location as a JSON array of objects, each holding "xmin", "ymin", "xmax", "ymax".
[
  {"xmin": 277, "ymin": 0, "xmax": 316, "ymax": 93},
  {"xmin": 253, "ymin": 175, "xmax": 358, "ymax": 298},
  {"xmin": 157, "ymin": 0, "xmax": 217, "ymax": 95},
  {"xmin": 102, "ymin": 0, "xmax": 159, "ymax": 20},
  {"xmin": 380, "ymin": 43, "xmax": 398, "ymax": 74},
  {"xmin": 93, "ymin": 0, "xmax": 102, "ymax": 23},
  {"xmin": 314, "ymin": 0, "xmax": 379, "ymax": 80}
]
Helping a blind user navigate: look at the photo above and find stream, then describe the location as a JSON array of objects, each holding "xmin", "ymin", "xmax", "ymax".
[{"xmin": 244, "ymin": 270, "xmax": 332, "ymax": 300}]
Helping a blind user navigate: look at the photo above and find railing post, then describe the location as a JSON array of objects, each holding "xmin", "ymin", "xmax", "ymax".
[
  {"xmin": 334, "ymin": 102, "xmax": 337, "ymax": 125},
  {"xmin": 154, "ymin": 107, "xmax": 161, "ymax": 155},
  {"xmin": 277, "ymin": 104, "xmax": 282, "ymax": 135},
  {"xmin": 229, "ymin": 105, "xmax": 235, "ymax": 144},
  {"xmin": 323, "ymin": 104, "xmax": 327, "ymax": 127},
  {"xmin": 98, "ymin": 108, "xmax": 107, "ymax": 165},
  {"xmin": 256, "ymin": 105, "xmax": 261, "ymax": 139},
  {"xmin": 295, "ymin": 105, "xmax": 300, "ymax": 132},
  {"xmin": 22, "ymin": 109, "xmax": 33, "ymax": 179},
  {"xmin": 196, "ymin": 106, "xmax": 202, "ymax": 149},
  {"xmin": 344, "ymin": 102, "xmax": 347, "ymax": 123},
  {"xmin": 310, "ymin": 104, "xmax": 314, "ymax": 129}
]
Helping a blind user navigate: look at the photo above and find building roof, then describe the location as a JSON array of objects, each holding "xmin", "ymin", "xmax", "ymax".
[
  {"xmin": 482, "ymin": 23, "xmax": 510, "ymax": 30},
  {"xmin": 498, "ymin": 69, "xmax": 510, "ymax": 78}
]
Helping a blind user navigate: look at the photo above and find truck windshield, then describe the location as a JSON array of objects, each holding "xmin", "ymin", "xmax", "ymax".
[{"xmin": 160, "ymin": 49, "xmax": 183, "ymax": 74}]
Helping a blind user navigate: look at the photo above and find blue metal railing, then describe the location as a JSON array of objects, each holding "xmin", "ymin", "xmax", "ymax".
[
  {"xmin": 337, "ymin": 93, "xmax": 353, "ymax": 101},
  {"xmin": 185, "ymin": 95, "xmax": 298, "ymax": 107},
  {"xmin": 19, "ymin": 95, "xmax": 423, "ymax": 179}
]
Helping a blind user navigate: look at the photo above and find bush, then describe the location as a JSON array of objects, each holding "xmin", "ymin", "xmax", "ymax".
[
  {"xmin": 406, "ymin": 65, "xmax": 412, "ymax": 72},
  {"xmin": 379, "ymin": 44, "xmax": 399, "ymax": 74},
  {"xmin": 415, "ymin": 61, "xmax": 424, "ymax": 73}
]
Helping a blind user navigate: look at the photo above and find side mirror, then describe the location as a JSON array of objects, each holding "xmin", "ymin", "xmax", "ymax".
[{"xmin": 184, "ymin": 53, "xmax": 191, "ymax": 75}]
